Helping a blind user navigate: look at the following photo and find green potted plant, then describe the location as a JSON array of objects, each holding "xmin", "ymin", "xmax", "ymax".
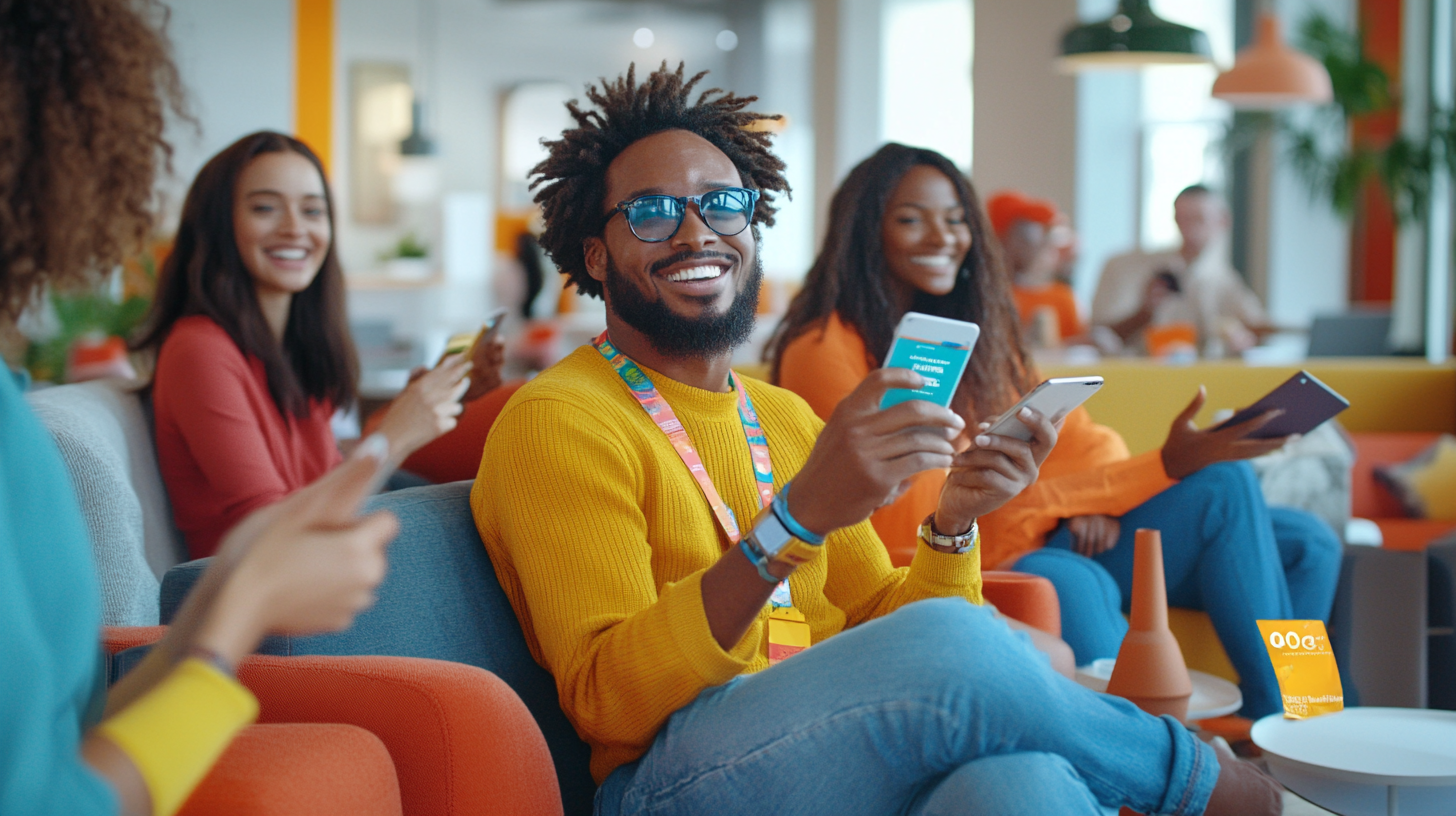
[{"xmin": 381, "ymin": 231, "xmax": 432, "ymax": 280}]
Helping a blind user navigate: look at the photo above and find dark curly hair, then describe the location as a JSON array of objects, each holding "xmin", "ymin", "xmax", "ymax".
[
  {"xmin": 768, "ymin": 143, "xmax": 1035, "ymax": 421},
  {"xmin": 530, "ymin": 62, "xmax": 790, "ymax": 299},
  {"xmin": 0, "ymin": 0, "xmax": 187, "ymax": 321}
]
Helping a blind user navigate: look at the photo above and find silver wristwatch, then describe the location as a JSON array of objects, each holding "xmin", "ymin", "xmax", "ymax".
[{"xmin": 919, "ymin": 513, "xmax": 978, "ymax": 554}]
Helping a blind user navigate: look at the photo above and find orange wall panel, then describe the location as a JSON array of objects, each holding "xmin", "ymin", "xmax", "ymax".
[{"xmin": 294, "ymin": 0, "xmax": 334, "ymax": 173}]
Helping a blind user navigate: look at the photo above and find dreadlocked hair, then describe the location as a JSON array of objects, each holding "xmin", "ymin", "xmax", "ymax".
[
  {"xmin": 530, "ymin": 61, "xmax": 790, "ymax": 299},
  {"xmin": 767, "ymin": 143, "xmax": 1035, "ymax": 422}
]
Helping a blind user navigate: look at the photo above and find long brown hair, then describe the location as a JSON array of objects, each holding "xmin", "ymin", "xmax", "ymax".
[
  {"xmin": 767, "ymin": 143, "xmax": 1033, "ymax": 420},
  {"xmin": 134, "ymin": 131, "xmax": 358, "ymax": 418},
  {"xmin": 0, "ymin": 0, "xmax": 187, "ymax": 321}
]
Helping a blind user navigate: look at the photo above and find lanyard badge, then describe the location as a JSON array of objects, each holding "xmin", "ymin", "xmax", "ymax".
[{"xmin": 595, "ymin": 332, "xmax": 810, "ymax": 664}]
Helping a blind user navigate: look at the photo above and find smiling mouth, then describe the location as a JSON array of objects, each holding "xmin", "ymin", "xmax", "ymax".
[
  {"xmin": 662, "ymin": 264, "xmax": 728, "ymax": 283},
  {"xmin": 910, "ymin": 256, "xmax": 956, "ymax": 267},
  {"xmin": 267, "ymin": 248, "xmax": 309, "ymax": 261}
]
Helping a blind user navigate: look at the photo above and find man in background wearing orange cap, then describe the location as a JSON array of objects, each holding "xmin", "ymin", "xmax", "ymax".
[{"xmin": 986, "ymin": 191, "xmax": 1084, "ymax": 349}]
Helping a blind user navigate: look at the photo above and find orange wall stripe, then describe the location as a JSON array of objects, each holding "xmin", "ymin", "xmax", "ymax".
[{"xmin": 294, "ymin": 0, "xmax": 334, "ymax": 173}]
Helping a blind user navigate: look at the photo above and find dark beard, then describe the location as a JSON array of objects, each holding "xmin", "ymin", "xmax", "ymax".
[{"xmin": 604, "ymin": 249, "xmax": 762, "ymax": 358}]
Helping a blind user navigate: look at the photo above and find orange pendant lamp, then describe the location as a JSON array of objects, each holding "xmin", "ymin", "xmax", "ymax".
[{"xmin": 1212, "ymin": 12, "xmax": 1332, "ymax": 109}]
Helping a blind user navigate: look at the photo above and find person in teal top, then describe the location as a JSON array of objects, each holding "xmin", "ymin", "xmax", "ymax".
[
  {"xmin": 0, "ymin": 367, "xmax": 116, "ymax": 812},
  {"xmin": 1, "ymin": 3, "xmax": 406, "ymax": 814}
]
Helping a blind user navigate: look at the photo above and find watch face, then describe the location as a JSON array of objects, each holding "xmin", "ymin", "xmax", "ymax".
[{"xmin": 753, "ymin": 512, "xmax": 795, "ymax": 558}]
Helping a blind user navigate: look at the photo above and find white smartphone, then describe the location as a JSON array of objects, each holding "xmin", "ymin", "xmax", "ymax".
[
  {"xmin": 984, "ymin": 376, "xmax": 1105, "ymax": 441},
  {"xmin": 880, "ymin": 312, "xmax": 981, "ymax": 409}
]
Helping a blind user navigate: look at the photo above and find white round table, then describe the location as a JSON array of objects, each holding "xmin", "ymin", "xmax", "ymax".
[
  {"xmin": 1252, "ymin": 708, "xmax": 1456, "ymax": 815},
  {"xmin": 1073, "ymin": 658, "xmax": 1243, "ymax": 720}
]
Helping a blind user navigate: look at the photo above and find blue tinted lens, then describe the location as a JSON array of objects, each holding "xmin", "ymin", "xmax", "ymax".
[
  {"xmin": 626, "ymin": 196, "xmax": 684, "ymax": 241},
  {"xmin": 701, "ymin": 189, "xmax": 754, "ymax": 236}
]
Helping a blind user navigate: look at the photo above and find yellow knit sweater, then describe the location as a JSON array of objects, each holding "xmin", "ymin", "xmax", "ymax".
[{"xmin": 471, "ymin": 345, "xmax": 983, "ymax": 783}]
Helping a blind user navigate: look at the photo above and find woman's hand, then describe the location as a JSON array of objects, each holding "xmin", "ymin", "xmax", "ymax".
[
  {"xmin": 193, "ymin": 447, "xmax": 400, "ymax": 664},
  {"xmin": 934, "ymin": 407, "xmax": 1057, "ymax": 534},
  {"xmin": 1160, "ymin": 387, "xmax": 1290, "ymax": 480},
  {"xmin": 789, "ymin": 368, "xmax": 965, "ymax": 537},
  {"xmin": 377, "ymin": 353, "xmax": 471, "ymax": 461},
  {"xmin": 462, "ymin": 328, "xmax": 506, "ymax": 403},
  {"xmin": 1068, "ymin": 514, "xmax": 1120, "ymax": 557}
]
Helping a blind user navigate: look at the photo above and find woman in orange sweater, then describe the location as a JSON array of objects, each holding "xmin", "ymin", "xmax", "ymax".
[
  {"xmin": 136, "ymin": 132, "xmax": 495, "ymax": 558},
  {"xmin": 770, "ymin": 143, "xmax": 1341, "ymax": 718}
]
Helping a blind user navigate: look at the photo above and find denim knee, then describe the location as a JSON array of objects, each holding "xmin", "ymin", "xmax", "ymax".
[
  {"xmin": 912, "ymin": 752, "xmax": 1103, "ymax": 816},
  {"xmin": 1181, "ymin": 460, "xmax": 1259, "ymax": 495}
]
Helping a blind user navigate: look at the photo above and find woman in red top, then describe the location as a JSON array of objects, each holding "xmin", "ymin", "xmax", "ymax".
[
  {"xmin": 137, "ymin": 132, "xmax": 484, "ymax": 558},
  {"xmin": 769, "ymin": 143, "xmax": 1341, "ymax": 718}
]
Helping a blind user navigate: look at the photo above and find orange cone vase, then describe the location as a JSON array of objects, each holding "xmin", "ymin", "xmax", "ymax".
[{"xmin": 1105, "ymin": 529, "xmax": 1193, "ymax": 722}]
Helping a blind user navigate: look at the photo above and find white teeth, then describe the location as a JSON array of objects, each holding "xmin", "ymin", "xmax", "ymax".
[
  {"xmin": 268, "ymin": 248, "xmax": 308, "ymax": 261},
  {"xmin": 911, "ymin": 256, "xmax": 955, "ymax": 266},
  {"xmin": 664, "ymin": 265, "xmax": 724, "ymax": 282}
]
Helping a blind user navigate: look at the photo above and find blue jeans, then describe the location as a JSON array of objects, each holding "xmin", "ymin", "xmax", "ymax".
[
  {"xmin": 595, "ymin": 598, "xmax": 1219, "ymax": 816},
  {"xmin": 1012, "ymin": 462, "xmax": 1343, "ymax": 718}
]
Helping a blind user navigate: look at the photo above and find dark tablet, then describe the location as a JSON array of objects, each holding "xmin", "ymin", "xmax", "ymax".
[{"xmin": 1214, "ymin": 371, "xmax": 1350, "ymax": 439}]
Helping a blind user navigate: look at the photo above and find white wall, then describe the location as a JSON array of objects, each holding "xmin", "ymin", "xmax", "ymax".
[
  {"xmin": 971, "ymin": 0, "xmax": 1079, "ymax": 214},
  {"xmin": 158, "ymin": 0, "xmax": 294, "ymax": 220},
  {"xmin": 1263, "ymin": 0, "xmax": 1352, "ymax": 328}
]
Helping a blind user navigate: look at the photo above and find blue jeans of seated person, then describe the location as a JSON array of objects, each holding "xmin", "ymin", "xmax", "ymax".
[
  {"xmin": 594, "ymin": 598, "xmax": 1219, "ymax": 816},
  {"xmin": 1011, "ymin": 461, "xmax": 1343, "ymax": 719}
]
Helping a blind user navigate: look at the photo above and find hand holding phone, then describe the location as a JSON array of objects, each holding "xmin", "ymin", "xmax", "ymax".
[
  {"xmin": 984, "ymin": 376, "xmax": 1104, "ymax": 442},
  {"xmin": 880, "ymin": 312, "xmax": 980, "ymax": 410},
  {"xmin": 1212, "ymin": 370, "xmax": 1348, "ymax": 439}
]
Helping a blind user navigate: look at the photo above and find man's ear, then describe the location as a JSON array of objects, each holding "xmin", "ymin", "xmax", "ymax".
[{"xmin": 583, "ymin": 237, "xmax": 609, "ymax": 284}]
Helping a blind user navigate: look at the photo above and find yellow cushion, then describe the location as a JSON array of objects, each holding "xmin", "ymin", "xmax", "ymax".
[
  {"xmin": 1376, "ymin": 434, "xmax": 1456, "ymax": 520},
  {"xmin": 1167, "ymin": 607, "xmax": 1239, "ymax": 685}
]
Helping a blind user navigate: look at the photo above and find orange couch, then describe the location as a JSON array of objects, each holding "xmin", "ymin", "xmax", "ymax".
[
  {"xmin": 102, "ymin": 628, "xmax": 563, "ymax": 816},
  {"xmin": 1351, "ymin": 431, "xmax": 1455, "ymax": 550}
]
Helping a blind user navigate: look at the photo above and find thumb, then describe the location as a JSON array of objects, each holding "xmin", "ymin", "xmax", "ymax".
[{"xmin": 1173, "ymin": 386, "xmax": 1206, "ymax": 428}]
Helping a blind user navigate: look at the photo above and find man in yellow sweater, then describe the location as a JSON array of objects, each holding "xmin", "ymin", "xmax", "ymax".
[{"xmin": 471, "ymin": 64, "xmax": 1279, "ymax": 816}]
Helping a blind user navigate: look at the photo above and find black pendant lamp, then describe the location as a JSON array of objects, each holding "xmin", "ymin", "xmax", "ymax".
[
  {"xmin": 1058, "ymin": 0, "xmax": 1214, "ymax": 72},
  {"xmin": 399, "ymin": 100, "xmax": 436, "ymax": 156}
]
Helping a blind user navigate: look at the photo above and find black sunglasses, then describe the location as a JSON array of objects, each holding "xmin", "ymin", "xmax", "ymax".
[{"xmin": 606, "ymin": 187, "xmax": 760, "ymax": 243}]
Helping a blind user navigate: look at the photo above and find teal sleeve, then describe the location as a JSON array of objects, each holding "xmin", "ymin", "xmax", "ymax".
[{"xmin": 0, "ymin": 374, "xmax": 118, "ymax": 815}]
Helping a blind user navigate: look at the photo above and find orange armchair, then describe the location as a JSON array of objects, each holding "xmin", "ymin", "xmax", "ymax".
[{"xmin": 102, "ymin": 629, "xmax": 562, "ymax": 816}]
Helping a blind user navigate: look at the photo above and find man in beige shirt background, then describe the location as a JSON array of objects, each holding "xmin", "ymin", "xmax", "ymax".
[{"xmin": 1091, "ymin": 185, "xmax": 1270, "ymax": 358}]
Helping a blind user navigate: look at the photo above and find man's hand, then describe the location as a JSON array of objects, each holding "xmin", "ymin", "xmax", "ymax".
[
  {"xmin": 1160, "ymin": 386, "xmax": 1291, "ymax": 480},
  {"xmin": 1068, "ymin": 514, "xmax": 1120, "ymax": 557},
  {"xmin": 789, "ymin": 368, "xmax": 965, "ymax": 537},
  {"xmin": 463, "ymin": 327, "xmax": 506, "ymax": 403},
  {"xmin": 934, "ymin": 407, "xmax": 1057, "ymax": 534}
]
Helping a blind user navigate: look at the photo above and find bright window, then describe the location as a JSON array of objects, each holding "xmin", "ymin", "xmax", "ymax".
[
  {"xmin": 880, "ymin": 0, "xmax": 974, "ymax": 171},
  {"xmin": 1139, "ymin": 0, "xmax": 1234, "ymax": 248}
]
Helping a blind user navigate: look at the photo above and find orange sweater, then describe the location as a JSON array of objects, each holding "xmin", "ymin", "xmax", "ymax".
[
  {"xmin": 1012, "ymin": 282, "xmax": 1083, "ymax": 340},
  {"xmin": 776, "ymin": 313, "xmax": 1177, "ymax": 567}
]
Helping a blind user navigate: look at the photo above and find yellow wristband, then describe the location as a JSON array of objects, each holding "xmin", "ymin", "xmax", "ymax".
[{"xmin": 97, "ymin": 658, "xmax": 259, "ymax": 816}]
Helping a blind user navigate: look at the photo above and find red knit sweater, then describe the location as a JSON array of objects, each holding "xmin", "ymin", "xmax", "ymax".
[{"xmin": 153, "ymin": 315, "xmax": 341, "ymax": 558}]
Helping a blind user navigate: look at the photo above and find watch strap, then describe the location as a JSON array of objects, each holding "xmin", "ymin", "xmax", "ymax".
[{"xmin": 919, "ymin": 513, "xmax": 978, "ymax": 554}]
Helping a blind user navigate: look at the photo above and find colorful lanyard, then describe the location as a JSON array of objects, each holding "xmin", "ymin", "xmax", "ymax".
[{"xmin": 594, "ymin": 331, "xmax": 774, "ymax": 542}]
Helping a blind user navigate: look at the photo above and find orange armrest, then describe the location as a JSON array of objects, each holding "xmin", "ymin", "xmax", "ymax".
[
  {"xmin": 103, "ymin": 625, "xmax": 169, "ymax": 654},
  {"xmin": 237, "ymin": 654, "xmax": 563, "ymax": 816},
  {"xmin": 982, "ymin": 571, "xmax": 1062, "ymax": 637}
]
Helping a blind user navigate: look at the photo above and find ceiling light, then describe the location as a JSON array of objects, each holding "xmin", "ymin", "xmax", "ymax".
[
  {"xmin": 1212, "ymin": 12, "xmax": 1333, "ymax": 109},
  {"xmin": 1058, "ymin": 0, "xmax": 1213, "ymax": 72}
]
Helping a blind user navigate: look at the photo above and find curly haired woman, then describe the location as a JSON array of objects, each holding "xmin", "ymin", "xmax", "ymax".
[
  {"xmin": 769, "ymin": 143, "xmax": 1342, "ymax": 719},
  {"xmin": 1, "ymin": 2, "xmax": 399, "ymax": 814}
]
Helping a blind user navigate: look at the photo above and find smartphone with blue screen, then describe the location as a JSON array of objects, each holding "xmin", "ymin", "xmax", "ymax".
[{"xmin": 880, "ymin": 312, "xmax": 980, "ymax": 409}]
